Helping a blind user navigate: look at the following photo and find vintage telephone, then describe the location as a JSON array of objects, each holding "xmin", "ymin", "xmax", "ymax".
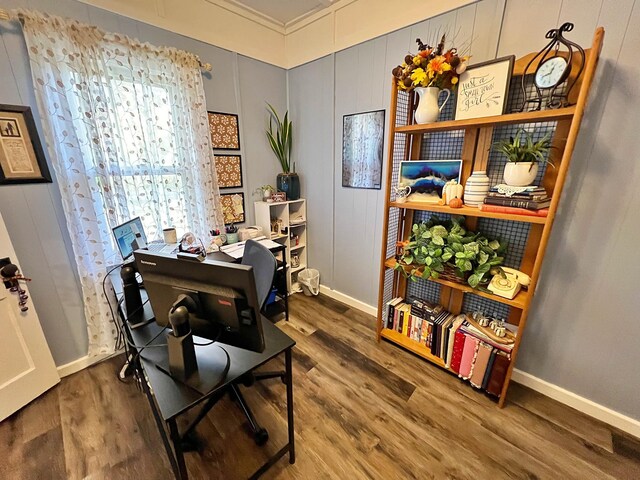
[{"xmin": 488, "ymin": 267, "xmax": 531, "ymax": 299}]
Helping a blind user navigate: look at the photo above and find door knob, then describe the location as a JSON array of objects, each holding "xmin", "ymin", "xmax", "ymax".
[{"xmin": 1, "ymin": 262, "xmax": 32, "ymax": 312}]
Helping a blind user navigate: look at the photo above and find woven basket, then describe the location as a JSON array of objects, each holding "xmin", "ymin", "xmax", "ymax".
[{"xmin": 437, "ymin": 264, "xmax": 468, "ymax": 284}]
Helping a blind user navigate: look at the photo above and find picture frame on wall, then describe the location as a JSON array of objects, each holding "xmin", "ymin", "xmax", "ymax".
[
  {"xmin": 208, "ymin": 111, "xmax": 240, "ymax": 150},
  {"xmin": 454, "ymin": 56, "xmax": 515, "ymax": 121},
  {"xmin": 221, "ymin": 192, "xmax": 245, "ymax": 224},
  {"xmin": 214, "ymin": 154, "xmax": 243, "ymax": 189},
  {"xmin": 398, "ymin": 160, "xmax": 462, "ymax": 203},
  {"xmin": 0, "ymin": 104, "xmax": 51, "ymax": 185},
  {"xmin": 342, "ymin": 109, "xmax": 385, "ymax": 190}
]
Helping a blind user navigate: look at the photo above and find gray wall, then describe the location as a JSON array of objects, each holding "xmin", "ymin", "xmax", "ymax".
[
  {"xmin": 0, "ymin": 0, "xmax": 286, "ymax": 365},
  {"xmin": 288, "ymin": 0, "xmax": 640, "ymax": 421}
]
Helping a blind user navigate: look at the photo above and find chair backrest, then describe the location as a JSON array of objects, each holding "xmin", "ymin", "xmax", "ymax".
[{"xmin": 241, "ymin": 240, "xmax": 277, "ymax": 309}]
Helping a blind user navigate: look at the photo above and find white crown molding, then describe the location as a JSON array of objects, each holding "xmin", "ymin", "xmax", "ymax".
[{"xmin": 207, "ymin": 0, "xmax": 286, "ymax": 33}]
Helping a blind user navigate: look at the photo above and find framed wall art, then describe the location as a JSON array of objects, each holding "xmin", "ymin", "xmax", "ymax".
[
  {"xmin": 208, "ymin": 111, "xmax": 240, "ymax": 150},
  {"xmin": 399, "ymin": 160, "xmax": 462, "ymax": 203},
  {"xmin": 0, "ymin": 104, "xmax": 51, "ymax": 185},
  {"xmin": 342, "ymin": 109, "xmax": 385, "ymax": 189},
  {"xmin": 220, "ymin": 192, "xmax": 245, "ymax": 224},
  {"xmin": 454, "ymin": 56, "xmax": 515, "ymax": 121},
  {"xmin": 214, "ymin": 154, "xmax": 243, "ymax": 189}
]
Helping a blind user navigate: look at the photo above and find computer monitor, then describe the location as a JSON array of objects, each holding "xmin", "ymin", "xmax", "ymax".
[
  {"xmin": 134, "ymin": 250, "xmax": 265, "ymax": 353},
  {"xmin": 113, "ymin": 217, "xmax": 148, "ymax": 260}
]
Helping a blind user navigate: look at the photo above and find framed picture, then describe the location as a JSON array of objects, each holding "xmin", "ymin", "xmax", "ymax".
[
  {"xmin": 214, "ymin": 154, "xmax": 243, "ymax": 189},
  {"xmin": 0, "ymin": 104, "xmax": 51, "ymax": 185},
  {"xmin": 220, "ymin": 193, "xmax": 245, "ymax": 224},
  {"xmin": 271, "ymin": 192, "xmax": 286, "ymax": 202},
  {"xmin": 342, "ymin": 109, "xmax": 385, "ymax": 189},
  {"xmin": 454, "ymin": 56, "xmax": 515, "ymax": 121},
  {"xmin": 399, "ymin": 160, "xmax": 462, "ymax": 203},
  {"xmin": 208, "ymin": 112, "xmax": 240, "ymax": 150}
]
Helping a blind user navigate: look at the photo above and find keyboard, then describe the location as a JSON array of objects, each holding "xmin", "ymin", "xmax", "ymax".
[{"xmin": 147, "ymin": 243, "xmax": 178, "ymax": 255}]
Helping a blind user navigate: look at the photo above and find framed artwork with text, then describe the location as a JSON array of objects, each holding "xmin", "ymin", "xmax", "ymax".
[{"xmin": 208, "ymin": 112, "xmax": 240, "ymax": 150}]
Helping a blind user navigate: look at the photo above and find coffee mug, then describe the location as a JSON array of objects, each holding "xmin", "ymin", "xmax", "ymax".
[
  {"xmin": 394, "ymin": 184, "xmax": 411, "ymax": 203},
  {"xmin": 163, "ymin": 227, "xmax": 177, "ymax": 244}
]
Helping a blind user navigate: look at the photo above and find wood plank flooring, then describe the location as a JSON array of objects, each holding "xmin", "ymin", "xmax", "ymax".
[{"xmin": 1, "ymin": 293, "xmax": 639, "ymax": 479}]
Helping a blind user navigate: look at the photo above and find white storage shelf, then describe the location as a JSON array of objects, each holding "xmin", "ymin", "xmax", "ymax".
[{"xmin": 255, "ymin": 199, "xmax": 307, "ymax": 294}]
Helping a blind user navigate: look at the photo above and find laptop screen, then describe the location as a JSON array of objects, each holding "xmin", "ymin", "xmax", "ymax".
[{"xmin": 112, "ymin": 217, "xmax": 148, "ymax": 260}]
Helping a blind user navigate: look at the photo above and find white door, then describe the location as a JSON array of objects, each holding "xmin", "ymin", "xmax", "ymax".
[{"xmin": 0, "ymin": 211, "xmax": 59, "ymax": 421}]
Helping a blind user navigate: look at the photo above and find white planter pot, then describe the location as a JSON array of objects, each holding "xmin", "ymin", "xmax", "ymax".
[
  {"xmin": 503, "ymin": 162, "xmax": 538, "ymax": 187},
  {"xmin": 464, "ymin": 171, "xmax": 491, "ymax": 207},
  {"xmin": 414, "ymin": 87, "xmax": 451, "ymax": 124}
]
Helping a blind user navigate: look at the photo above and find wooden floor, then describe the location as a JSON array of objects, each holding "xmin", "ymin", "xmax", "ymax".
[{"xmin": 2, "ymin": 294, "xmax": 639, "ymax": 480}]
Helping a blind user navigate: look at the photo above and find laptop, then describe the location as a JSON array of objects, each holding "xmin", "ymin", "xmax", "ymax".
[{"xmin": 112, "ymin": 217, "xmax": 177, "ymax": 260}]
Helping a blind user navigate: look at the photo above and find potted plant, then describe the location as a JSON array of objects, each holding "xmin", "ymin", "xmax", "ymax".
[
  {"xmin": 395, "ymin": 216, "xmax": 506, "ymax": 289},
  {"xmin": 255, "ymin": 184, "xmax": 275, "ymax": 202},
  {"xmin": 391, "ymin": 35, "xmax": 469, "ymax": 124},
  {"xmin": 493, "ymin": 128, "xmax": 554, "ymax": 186},
  {"xmin": 266, "ymin": 103, "xmax": 299, "ymax": 200}
]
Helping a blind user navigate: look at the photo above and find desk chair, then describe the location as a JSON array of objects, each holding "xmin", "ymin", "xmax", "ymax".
[{"xmin": 229, "ymin": 240, "xmax": 286, "ymax": 445}]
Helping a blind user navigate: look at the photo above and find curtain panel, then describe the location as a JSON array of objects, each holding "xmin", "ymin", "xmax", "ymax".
[{"xmin": 17, "ymin": 10, "xmax": 224, "ymax": 356}]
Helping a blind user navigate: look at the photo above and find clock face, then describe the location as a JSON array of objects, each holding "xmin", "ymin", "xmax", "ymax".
[{"xmin": 534, "ymin": 56, "xmax": 568, "ymax": 89}]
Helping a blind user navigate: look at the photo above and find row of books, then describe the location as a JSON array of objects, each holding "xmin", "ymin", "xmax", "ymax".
[
  {"xmin": 385, "ymin": 297, "xmax": 513, "ymax": 397},
  {"xmin": 479, "ymin": 184, "xmax": 549, "ymax": 218}
]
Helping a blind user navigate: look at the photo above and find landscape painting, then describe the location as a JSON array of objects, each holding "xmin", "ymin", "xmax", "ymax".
[{"xmin": 399, "ymin": 160, "xmax": 462, "ymax": 203}]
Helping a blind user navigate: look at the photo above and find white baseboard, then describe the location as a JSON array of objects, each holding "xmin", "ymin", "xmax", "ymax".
[
  {"xmin": 56, "ymin": 351, "xmax": 121, "ymax": 378},
  {"xmin": 317, "ymin": 286, "xmax": 640, "ymax": 439},
  {"xmin": 319, "ymin": 285, "xmax": 377, "ymax": 317},
  {"xmin": 511, "ymin": 369, "xmax": 640, "ymax": 439}
]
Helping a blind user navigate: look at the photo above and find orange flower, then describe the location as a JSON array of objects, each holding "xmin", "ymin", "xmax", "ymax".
[
  {"xmin": 419, "ymin": 49, "xmax": 432, "ymax": 58},
  {"xmin": 427, "ymin": 56, "xmax": 451, "ymax": 77}
]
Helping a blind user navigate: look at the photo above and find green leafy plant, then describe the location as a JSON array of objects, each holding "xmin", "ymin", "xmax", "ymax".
[
  {"xmin": 266, "ymin": 103, "xmax": 293, "ymax": 173},
  {"xmin": 254, "ymin": 184, "xmax": 275, "ymax": 198},
  {"xmin": 492, "ymin": 128, "xmax": 555, "ymax": 167},
  {"xmin": 395, "ymin": 216, "xmax": 507, "ymax": 288}
]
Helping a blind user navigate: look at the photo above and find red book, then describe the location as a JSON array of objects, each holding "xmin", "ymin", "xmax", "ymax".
[
  {"xmin": 480, "ymin": 204, "xmax": 549, "ymax": 217},
  {"xmin": 449, "ymin": 329, "xmax": 466, "ymax": 374}
]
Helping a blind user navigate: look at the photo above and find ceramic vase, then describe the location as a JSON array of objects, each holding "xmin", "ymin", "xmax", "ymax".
[
  {"xmin": 464, "ymin": 171, "xmax": 491, "ymax": 207},
  {"xmin": 414, "ymin": 87, "xmax": 451, "ymax": 124},
  {"xmin": 277, "ymin": 172, "xmax": 300, "ymax": 200},
  {"xmin": 503, "ymin": 162, "xmax": 538, "ymax": 187}
]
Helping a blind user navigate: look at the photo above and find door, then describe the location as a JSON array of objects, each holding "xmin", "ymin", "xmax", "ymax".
[{"xmin": 0, "ymin": 211, "xmax": 59, "ymax": 421}]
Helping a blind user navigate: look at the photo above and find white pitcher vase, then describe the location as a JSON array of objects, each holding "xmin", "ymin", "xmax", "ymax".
[{"xmin": 414, "ymin": 87, "xmax": 451, "ymax": 124}]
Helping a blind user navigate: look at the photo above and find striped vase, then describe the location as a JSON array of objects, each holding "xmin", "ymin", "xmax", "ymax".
[{"xmin": 463, "ymin": 171, "xmax": 491, "ymax": 207}]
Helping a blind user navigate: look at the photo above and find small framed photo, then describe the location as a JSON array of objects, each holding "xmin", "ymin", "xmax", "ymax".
[
  {"xmin": 221, "ymin": 193, "xmax": 245, "ymax": 224},
  {"xmin": 342, "ymin": 109, "xmax": 385, "ymax": 190},
  {"xmin": 271, "ymin": 192, "xmax": 286, "ymax": 203},
  {"xmin": 454, "ymin": 56, "xmax": 515, "ymax": 121},
  {"xmin": 399, "ymin": 160, "xmax": 462, "ymax": 203},
  {"xmin": 0, "ymin": 104, "xmax": 51, "ymax": 185},
  {"xmin": 208, "ymin": 112, "xmax": 240, "ymax": 150},
  {"xmin": 214, "ymin": 154, "xmax": 243, "ymax": 189}
]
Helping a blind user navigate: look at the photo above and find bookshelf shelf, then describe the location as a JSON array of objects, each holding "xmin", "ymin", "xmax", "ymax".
[
  {"xmin": 393, "ymin": 106, "xmax": 576, "ymax": 135},
  {"xmin": 380, "ymin": 328, "xmax": 447, "ymax": 368},
  {"xmin": 376, "ymin": 27, "xmax": 604, "ymax": 408},
  {"xmin": 384, "ymin": 258, "xmax": 528, "ymax": 309},
  {"xmin": 389, "ymin": 201, "xmax": 548, "ymax": 224}
]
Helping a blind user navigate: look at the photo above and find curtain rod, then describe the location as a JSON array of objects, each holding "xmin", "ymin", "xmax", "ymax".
[{"xmin": 0, "ymin": 8, "xmax": 212, "ymax": 72}]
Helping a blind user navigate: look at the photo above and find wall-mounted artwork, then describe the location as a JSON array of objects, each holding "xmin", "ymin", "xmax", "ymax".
[
  {"xmin": 0, "ymin": 104, "xmax": 51, "ymax": 185},
  {"xmin": 221, "ymin": 193, "xmax": 245, "ymax": 224},
  {"xmin": 214, "ymin": 154, "xmax": 243, "ymax": 189},
  {"xmin": 208, "ymin": 112, "xmax": 240, "ymax": 150},
  {"xmin": 399, "ymin": 160, "xmax": 462, "ymax": 203},
  {"xmin": 454, "ymin": 56, "xmax": 515, "ymax": 121},
  {"xmin": 342, "ymin": 109, "xmax": 385, "ymax": 189}
]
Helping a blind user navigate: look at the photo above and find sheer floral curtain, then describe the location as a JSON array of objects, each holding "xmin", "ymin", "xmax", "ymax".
[{"xmin": 17, "ymin": 10, "xmax": 224, "ymax": 356}]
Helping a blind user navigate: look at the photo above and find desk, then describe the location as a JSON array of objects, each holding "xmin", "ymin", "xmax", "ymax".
[{"xmin": 109, "ymin": 271, "xmax": 296, "ymax": 479}]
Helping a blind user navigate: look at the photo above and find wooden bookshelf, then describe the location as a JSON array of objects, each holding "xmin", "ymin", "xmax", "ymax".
[
  {"xmin": 375, "ymin": 27, "xmax": 604, "ymax": 408},
  {"xmin": 388, "ymin": 200, "xmax": 548, "ymax": 224}
]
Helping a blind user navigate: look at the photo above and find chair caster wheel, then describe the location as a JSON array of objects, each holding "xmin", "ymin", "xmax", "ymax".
[{"xmin": 254, "ymin": 428, "xmax": 269, "ymax": 446}]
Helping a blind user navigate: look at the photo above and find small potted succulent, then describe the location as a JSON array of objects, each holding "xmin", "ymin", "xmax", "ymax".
[
  {"xmin": 493, "ymin": 128, "xmax": 554, "ymax": 186},
  {"xmin": 255, "ymin": 184, "xmax": 275, "ymax": 202}
]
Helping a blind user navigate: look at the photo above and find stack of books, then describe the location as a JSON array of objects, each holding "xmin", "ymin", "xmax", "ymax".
[
  {"xmin": 479, "ymin": 185, "xmax": 550, "ymax": 218},
  {"xmin": 385, "ymin": 296, "xmax": 514, "ymax": 398}
]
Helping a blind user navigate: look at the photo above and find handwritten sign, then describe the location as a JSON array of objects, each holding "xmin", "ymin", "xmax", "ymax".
[{"xmin": 455, "ymin": 56, "xmax": 514, "ymax": 121}]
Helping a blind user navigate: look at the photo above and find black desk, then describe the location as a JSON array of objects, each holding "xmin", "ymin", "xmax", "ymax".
[{"xmin": 109, "ymin": 271, "xmax": 296, "ymax": 479}]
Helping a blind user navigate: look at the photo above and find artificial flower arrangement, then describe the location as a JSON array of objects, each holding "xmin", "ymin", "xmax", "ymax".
[{"xmin": 392, "ymin": 35, "xmax": 469, "ymax": 91}]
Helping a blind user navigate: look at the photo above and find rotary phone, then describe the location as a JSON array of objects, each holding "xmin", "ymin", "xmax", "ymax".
[{"xmin": 488, "ymin": 267, "xmax": 531, "ymax": 300}]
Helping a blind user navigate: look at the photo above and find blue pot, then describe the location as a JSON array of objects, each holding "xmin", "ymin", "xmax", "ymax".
[{"xmin": 277, "ymin": 173, "xmax": 300, "ymax": 200}]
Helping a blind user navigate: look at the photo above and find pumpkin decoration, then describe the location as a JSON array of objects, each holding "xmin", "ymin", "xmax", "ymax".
[{"xmin": 449, "ymin": 197, "xmax": 463, "ymax": 209}]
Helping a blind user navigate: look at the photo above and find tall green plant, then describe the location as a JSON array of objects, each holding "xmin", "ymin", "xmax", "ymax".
[
  {"xmin": 492, "ymin": 128, "xmax": 554, "ymax": 166},
  {"xmin": 266, "ymin": 103, "xmax": 293, "ymax": 173}
]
